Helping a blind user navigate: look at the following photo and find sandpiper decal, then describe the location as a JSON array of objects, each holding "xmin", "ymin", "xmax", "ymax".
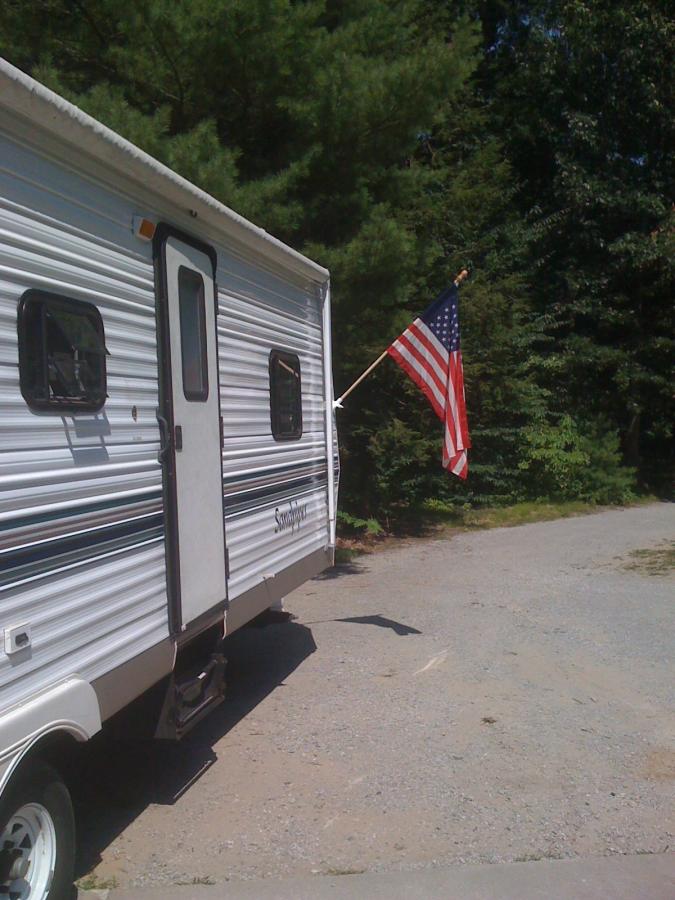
[{"xmin": 274, "ymin": 500, "xmax": 308, "ymax": 534}]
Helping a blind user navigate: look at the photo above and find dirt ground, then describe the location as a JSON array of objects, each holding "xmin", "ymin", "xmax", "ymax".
[{"xmin": 74, "ymin": 503, "xmax": 674, "ymax": 890}]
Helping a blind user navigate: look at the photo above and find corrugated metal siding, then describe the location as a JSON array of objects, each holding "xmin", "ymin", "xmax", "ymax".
[
  {"xmin": 0, "ymin": 130, "xmax": 168, "ymax": 712},
  {"xmin": 217, "ymin": 256, "xmax": 329, "ymax": 601}
]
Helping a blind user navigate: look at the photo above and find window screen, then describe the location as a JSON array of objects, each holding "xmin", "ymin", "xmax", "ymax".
[
  {"xmin": 178, "ymin": 266, "xmax": 209, "ymax": 402},
  {"xmin": 18, "ymin": 290, "xmax": 107, "ymax": 412},
  {"xmin": 269, "ymin": 350, "xmax": 302, "ymax": 440}
]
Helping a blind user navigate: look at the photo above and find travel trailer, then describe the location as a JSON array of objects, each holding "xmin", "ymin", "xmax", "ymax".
[{"xmin": 0, "ymin": 58, "xmax": 337, "ymax": 897}]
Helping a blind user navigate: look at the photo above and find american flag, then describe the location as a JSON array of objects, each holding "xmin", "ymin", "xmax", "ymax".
[{"xmin": 387, "ymin": 284, "xmax": 470, "ymax": 479}]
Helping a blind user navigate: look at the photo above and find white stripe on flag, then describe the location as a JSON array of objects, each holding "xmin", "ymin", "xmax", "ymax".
[
  {"xmin": 402, "ymin": 329, "xmax": 448, "ymax": 387},
  {"xmin": 415, "ymin": 319, "xmax": 450, "ymax": 362},
  {"xmin": 391, "ymin": 340, "xmax": 446, "ymax": 411},
  {"xmin": 446, "ymin": 352, "xmax": 462, "ymax": 445},
  {"xmin": 451, "ymin": 451, "xmax": 467, "ymax": 476},
  {"xmin": 444, "ymin": 416, "xmax": 457, "ymax": 458}
]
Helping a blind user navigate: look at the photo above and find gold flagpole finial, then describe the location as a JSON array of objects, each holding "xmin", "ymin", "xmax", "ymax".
[{"xmin": 453, "ymin": 268, "xmax": 469, "ymax": 286}]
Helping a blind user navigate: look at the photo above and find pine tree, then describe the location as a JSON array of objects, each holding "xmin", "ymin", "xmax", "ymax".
[
  {"xmin": 482, "ymin": 0, "xmax": 674, "ymax": 493},
  {"xmin": 2, "ymin": 0, "xmax": 669, "ymax": 519}
]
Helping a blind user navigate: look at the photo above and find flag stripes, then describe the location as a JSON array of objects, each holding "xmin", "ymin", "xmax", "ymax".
[{"xmin": 387, "ymin": 284, "xmax": 470, "ymax": 479}]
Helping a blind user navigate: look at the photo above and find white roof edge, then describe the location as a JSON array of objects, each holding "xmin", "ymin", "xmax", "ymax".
[{"xmin": 0, "ymin": 58, "xmax": 329, "ymax": 283}]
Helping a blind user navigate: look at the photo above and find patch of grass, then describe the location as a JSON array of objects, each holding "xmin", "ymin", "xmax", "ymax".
[
  {"xmin": 76, "ymin": 873, "xmax": 119, "ymax": 890},
  {"xmin": 513, "ymin": 851, "xmax": 562, "ymax": 863},
  {"xmin": 334, "ymin": 545, "xmax": 363, "ymax": 565},
  {"xmin": 334, "ymin": 496, "xmax": 660, "ymax": 564},
  {"xmin": 321, "ymin": 866, "xmax": 366, "ymax": 876},
  {"xmin": 623, "ymin": 541, "xmax": 675, "ymax": 576},
  {"xmin": 426, "ymin": 495, "xmax": 660, "ymax": 531},
  {"xmin": 460, "ymin": 500, "xmax": 594, "ymax": 528}
]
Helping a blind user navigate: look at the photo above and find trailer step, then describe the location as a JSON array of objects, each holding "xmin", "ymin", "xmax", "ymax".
[{"xmin": 155, "ymin": 650, "xmax": 226, "ymax": 740}]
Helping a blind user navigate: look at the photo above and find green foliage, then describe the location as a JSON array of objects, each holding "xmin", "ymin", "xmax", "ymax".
[
  {"xmin": 1, "ymin": 0, "xmax": 670, "ymax": 522},
  {"xmin": 336, "ymin": 510, "xmax": 384, "ymax": 537},
  {"xmin": 483, "ymin": 0, "xmax": 674, "ymax": 494},
  {"xmin": 518, "ymin": 415, "xmax": 636, "ymax": 504},
  {"xmin": 368, "ymin": 417, "xmax": 441, "ymax": 520}
]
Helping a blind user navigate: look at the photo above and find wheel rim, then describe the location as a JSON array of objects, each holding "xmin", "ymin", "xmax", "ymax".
[{"xmin": 0, "ymin": 803, "xmax": 56, "ymax": 899}]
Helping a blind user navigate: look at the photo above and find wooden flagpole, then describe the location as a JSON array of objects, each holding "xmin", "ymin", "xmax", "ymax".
[{"xmin": 333, "ymin": 269, "xmax": 469, "ymax": 409}]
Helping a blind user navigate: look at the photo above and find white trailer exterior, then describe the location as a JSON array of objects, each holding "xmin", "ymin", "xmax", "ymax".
[{"xmin": 0, "ymin": 58, "xmax": 337, "ymax": 896}]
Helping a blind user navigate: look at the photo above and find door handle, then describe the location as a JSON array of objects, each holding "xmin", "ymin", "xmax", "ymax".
[
  {"xmin": 175, "ymin": 425, "xmax": 183, "ymax": 451},
  {"xmin": 156, "ymin": 410, "xmax": 171, "ymax": 464}
]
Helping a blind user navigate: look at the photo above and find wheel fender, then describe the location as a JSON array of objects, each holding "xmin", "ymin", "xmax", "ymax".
[{"xmin": 0, "ymin": 678, "xmax": 102, "ymax": 794}]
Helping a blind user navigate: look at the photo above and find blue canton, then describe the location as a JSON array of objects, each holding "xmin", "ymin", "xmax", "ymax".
[{"xmin": 419, "ymin": 285, "xmax": 461, "ymax": 352}]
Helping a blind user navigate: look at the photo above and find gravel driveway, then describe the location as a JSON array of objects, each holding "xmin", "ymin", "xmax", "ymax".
[{"xmin": 76, "ymin": 503, "xmax": 674, "ymax": 889}]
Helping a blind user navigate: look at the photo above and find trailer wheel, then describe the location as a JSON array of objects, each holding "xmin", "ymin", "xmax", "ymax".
[{"xmin": 0, "ymin": 758, "xmax": 75, "ymax": 900}]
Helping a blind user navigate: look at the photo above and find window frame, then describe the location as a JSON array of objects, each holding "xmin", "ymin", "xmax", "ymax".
[
  {"xmin": 269, "ymin": 349, "xmax": 303, "ymax": 441},
  {"xmin": 17, "ymin": 289, "xmax": 107, "ymax": 414},
  {"xmin": 177, "ymin": 265, "xmax": 209, "ymax": 403}
]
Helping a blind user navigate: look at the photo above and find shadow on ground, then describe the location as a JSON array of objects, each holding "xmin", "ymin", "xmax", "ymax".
[
  {"xmin": 70, "ymin": 618, "xmax": 316, "ymax": 881},
  {"xmin": 314, "ymin": 560, "xmax": 367, "ymax": 579},
  {"xmin": 335, "ymin": 614, "xmax": 421, "ymax": 635},
  {"xmin": 304, "ymin": 613, "xmax": 422, "ymax": 636}
]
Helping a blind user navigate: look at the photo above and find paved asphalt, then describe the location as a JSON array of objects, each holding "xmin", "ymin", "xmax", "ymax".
[
  {"xmin": 75, "ymin": 503, "xmax": 674, "ymax": 894},
  {"xmin": 82, "ymin": 852, "xmax": 675, "ymax": 899}
]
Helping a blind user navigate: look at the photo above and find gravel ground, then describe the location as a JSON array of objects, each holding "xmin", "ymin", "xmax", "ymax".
[{"xmin": 75, "ymin": 503, "xmax": 674, "ymax": 890}]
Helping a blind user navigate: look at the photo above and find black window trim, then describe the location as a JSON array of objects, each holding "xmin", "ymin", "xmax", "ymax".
[
  {"xmin": 269, "ymin": 348, "xmax": 302, "ymax": 441},
  {"xmin": 177, "ymin": 265, "xmax": 209, "ymax": 403},
  {"xmin": 17, "ymin": 288, "xmax": 107, "ymax": 414}
]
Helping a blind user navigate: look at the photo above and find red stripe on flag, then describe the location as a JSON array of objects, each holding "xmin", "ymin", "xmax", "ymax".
[
  {"xmin": 454, "ymin": 352, "xmax": 471, "ymax": 449},
  {"xmin": 446, "ymin": 450, "xmax": 468, "ymax": 479},
  {"xmin": 443, "ymin": 399, "xmax": 458, "ymax": 459},
  {"xmin": 396, "ymin": 333, "xmax": 447, "ymax": 397},
  {"xmin": 387, "ymin": 345, "xmax": 444, "ymax": 420},
  {"xmin": 408, "ymin": 322, "xmax": 449, "ymax": 374}
]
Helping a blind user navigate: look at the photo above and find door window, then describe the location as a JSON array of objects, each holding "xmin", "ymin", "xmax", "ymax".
[{"xmin": 178, "ymin": 266, "xmax": 209, "ymax": 401}]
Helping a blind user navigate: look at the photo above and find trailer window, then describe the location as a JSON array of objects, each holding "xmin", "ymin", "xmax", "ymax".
[
  {"xmin": 18, "ymin": 290, "xmax": 107, "ymax": 412},
  {"xmin": 178, "ymin": 266, "xmax": 209, "ymax": 402},
  {"xmin": 269, "ymin": 350, "xmax": 302, "ymax": 440}
]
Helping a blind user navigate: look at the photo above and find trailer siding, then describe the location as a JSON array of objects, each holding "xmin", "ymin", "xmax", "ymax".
[
  {"xmin": 217, "ymin": 256, "xmax": 329, "ymax": 602},
  {"xmin": 0, "ymin": 129, "xmax": 169, "ymax": 713},
  {"xmin": 0, "ymin": 117, "xmax": 332, "ymax": 716}
]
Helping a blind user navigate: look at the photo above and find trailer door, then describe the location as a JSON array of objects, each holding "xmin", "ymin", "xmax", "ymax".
[{"xmin": 157, "ymin": 232, "xmax": 227, "ymax": 629}]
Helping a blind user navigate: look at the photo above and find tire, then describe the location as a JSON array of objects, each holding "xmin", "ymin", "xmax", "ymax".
[{"xmin": 0, "ymin": 758, "xmax": 75, "ymax": 900}]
